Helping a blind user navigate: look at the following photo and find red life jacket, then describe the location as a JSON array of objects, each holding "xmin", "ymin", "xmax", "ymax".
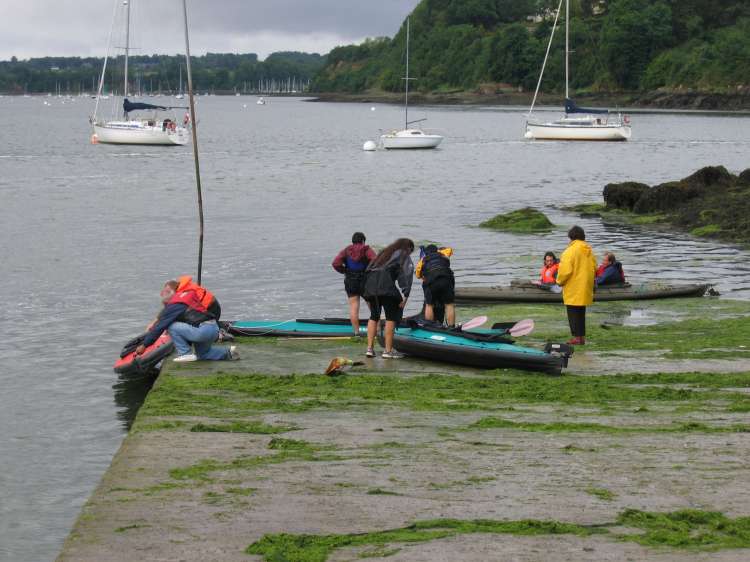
[
  {"xmin": 540, "ymin": 263, "xmax": 559, "ymax": 284},
  {"xmin": 176, "ymin": 276, "xmax": 215, "ymax": 309},
  {"xmin": 168, "ymin": 288, "xmax": 209, "ymax": 314}
]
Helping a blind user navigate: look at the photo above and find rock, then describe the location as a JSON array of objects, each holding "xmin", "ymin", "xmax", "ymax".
[
  {"xmin": 633, "ymin": 166, "xmax": 736, "ymax": 214},
  {"xmin": 602, "ymin": 182, "xmax": 650, "ymax": 211},
  {"xmin": 479, "ymin": 207, "xmax": 555, "ymax": 233}
]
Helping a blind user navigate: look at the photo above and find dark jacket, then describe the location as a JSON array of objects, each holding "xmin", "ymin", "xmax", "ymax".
[
  {"xmin": 595, "ymin": 261, "xmax": 625, "ymax": 286},
  {"xmin": 364, "ymin": 249, "xmax": 414, "ymax": 300},
  {"xmin": 142, "ymin": 302, "xmax": 214, "ymax": 347}
]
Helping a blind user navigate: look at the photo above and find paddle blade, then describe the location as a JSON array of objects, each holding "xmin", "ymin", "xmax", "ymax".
[
  {"xmin": 324, "ymin": 357, "xmax": 364, "ymax": 376},
  {"xmin": 508, "ymin": 318, "xmax": 534, "ymax": 337},
  {"xmin": 461, "ymin": 315, "xmax": 488, "ymax": 330}
]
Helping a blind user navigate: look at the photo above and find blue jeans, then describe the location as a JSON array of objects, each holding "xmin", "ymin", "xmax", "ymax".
[{"xmin": 168, "ymin": 321, "xmax": 229, "ymax": 360}]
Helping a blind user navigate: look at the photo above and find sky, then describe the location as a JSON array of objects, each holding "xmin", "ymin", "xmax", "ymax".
[{"xmin": 0, "ymin": 0, "xmax": 420, "ymax": 61}]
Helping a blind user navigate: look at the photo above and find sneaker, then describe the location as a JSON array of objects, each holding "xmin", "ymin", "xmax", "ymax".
[
  {"xmin": 567, "ymin": 337, "xmax": 585, "ymax": 345},
  {"xmin": 228, "ymin": 346, "xmax": 240, "ymax": 360},
  {"xmin": 173, "ymin": 353, "xmax": 198, "ymax": 363},
  {"xmin": 381, "ymin": 350, "xmax": 405, "ymax": 359},
  {"xmin": 365, "ymin": 348, "xmax": 375, "ymax": 358}
]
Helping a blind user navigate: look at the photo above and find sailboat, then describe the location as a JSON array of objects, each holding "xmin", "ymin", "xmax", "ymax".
[
  {"xmin": 90, "ymin": 0, "xmax": 189, "ymax": 146},
  {"xmin": 381, "ymin": 17, "xmax": 443, "ymax": 149},
  {"xmin": 525, "ymin": 0, "xmax": 631, "ymax": 141}
]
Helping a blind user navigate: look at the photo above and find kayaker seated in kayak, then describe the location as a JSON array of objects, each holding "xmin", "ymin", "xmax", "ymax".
[
  {"xmin": 135, "ymin": 279, "xmax": 239, "ymax": 363},
  {"xmin": 416, "ymin": 244, "xmax": 456, "ymax": 327},
  {"xmin": 535, "ymin": 251, "xmax": 559, "ymax": 286},
  {"xmin": 595, "ymin": 252, "xmax": 626, "ymax": 286},
  {"xmin": 332, "ymin": 231, "xmax": 377, "ymax": 336}
]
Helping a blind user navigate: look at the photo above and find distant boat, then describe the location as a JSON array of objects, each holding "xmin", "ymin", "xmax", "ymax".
[
  {"xmin": 525, "ymin": 0, "xmax": 631, "ymax": 141},
  {"xmin": 257, "ymin": 96, "xmax": 266, "ymax": 105},
  {"xmin": 381, "ymin": 17, "xmax": 443, "ymax": 149},
  {"xmin": 90, "ymin": 0, "xmax": 188, "ymax": 146}
]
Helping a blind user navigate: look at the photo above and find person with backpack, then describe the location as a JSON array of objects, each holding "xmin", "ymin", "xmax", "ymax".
[
  {"xmin": 595, "ymin": 252, "xmax": 626, "ymax": 286},
  {"xmin": 415, "ymin": 244, "xmax": 456, "ymax": 327},
  {"xmin": 363, "ymin": 238, "xmax": 415, "ymax": 359},
  {"xmin": 331, "ymin": 232, "xmax": 377, "ymax": 336},
  {"xmin": 135, "ymin": 278, "xmax": 238, "ymax": 362}
]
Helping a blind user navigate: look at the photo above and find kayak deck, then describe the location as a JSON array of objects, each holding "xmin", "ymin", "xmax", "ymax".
[{"xmin": 227, "ymin": 319, "xmax": 365, "ymax": 338}]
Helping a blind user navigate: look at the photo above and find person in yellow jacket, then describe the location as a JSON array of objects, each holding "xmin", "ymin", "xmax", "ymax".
[{"xmin": 556, "ymin": 225, "xmax": 597, "ymax": 345}]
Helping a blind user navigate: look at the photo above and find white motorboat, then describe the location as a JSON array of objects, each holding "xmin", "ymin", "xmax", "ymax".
[
  {"xmin": 525, "ymin": 0, "xmax": 631, "ymax": 141},
  {"xmin": 380, "ymin": 17, "xmax": 444, "ymax": 150},
  {"xmin": 257, "ymin": 97, "xmax": 266, "ymax": 105},
  {"xmin": 90, "ymin": 0, "xmax": 188, "ymax": 146}
]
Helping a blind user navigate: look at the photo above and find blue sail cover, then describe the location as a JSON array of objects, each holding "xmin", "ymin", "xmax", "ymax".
[
  {"xmin": 565, "ymin": 98, "xmax": 609, "ymax": 115},
  {"xmin": 123, "ymin": 98, "xmax": 169, "ymax": 113}
]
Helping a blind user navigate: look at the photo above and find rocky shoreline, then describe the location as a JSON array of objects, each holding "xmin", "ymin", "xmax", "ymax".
[{"xmin": 309, "ymin": 90, "xmax": 750, "ymax": 112}]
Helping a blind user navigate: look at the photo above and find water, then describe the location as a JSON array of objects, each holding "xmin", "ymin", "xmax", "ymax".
[{"xmin": 1, "ymin": 95, "xmax": 749, "ymax": 561}]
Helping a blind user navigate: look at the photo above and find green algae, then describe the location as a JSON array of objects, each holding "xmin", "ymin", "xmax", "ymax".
[
  {"xmin": 189, "ymin": 420, "xmax": 298, "ymax": 434},
  {"xmin": 466, "ymin": 416, "xmax": 750, "ymax": 434},
  {"xmin": 246, "ymin": 518, "xmax": 596, "ymax": 561},
  {"xmin": 616, "ymin": 509, "xmax": 750, "ymax": 550},
  {"xmin": 587, "ymin": 487, "xmax": 616, "ymax": 501},
  {"xmin": 168, "ymin": 438, "xmax": 342, "ymax": 482},
  {"xmin": 245, "ymin": 510, "xmax": 750, "ymax": 560},
  {"xmin": 479, "ymin": 207, "xmax": 555, "ymax": 233}
]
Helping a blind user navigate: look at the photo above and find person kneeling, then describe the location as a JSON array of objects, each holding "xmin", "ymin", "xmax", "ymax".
[{"xmin": 135, "ymin": 279, "xmax": 239, "ymax": 362}]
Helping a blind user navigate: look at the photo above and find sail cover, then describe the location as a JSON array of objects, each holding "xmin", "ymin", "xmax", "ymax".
[
  {"xmin": 123, "ymin": 98, "xmax": 169, "ymax": 113},
  {"xmin": 565, "ymin": 98, "xmax": 609, "ymax": 115}
]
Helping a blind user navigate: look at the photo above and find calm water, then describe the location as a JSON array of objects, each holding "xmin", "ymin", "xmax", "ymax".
[{"xmin": 1, "ymin": 95, "xmax": 749, "ymax": 561}]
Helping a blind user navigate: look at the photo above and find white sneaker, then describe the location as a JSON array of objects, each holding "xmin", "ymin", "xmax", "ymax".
[
  {"xmin": 173, "ymin": 353, "xmax": 198, "ymax": 363},
  {"xmin": 381, "ymin": 350, "xmax": 405, "ymax": 359},
  {"xmin": 228, "ymin": 346, "xmax": 240, "ymax": 360}
]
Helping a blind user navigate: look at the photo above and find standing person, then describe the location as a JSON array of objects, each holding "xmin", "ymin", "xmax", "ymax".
[
  {"xmin": 595, "ymin": 252, "xmax": 626, "ymax": 286},
  {"xmin": 556, "ymin": 226, "xmax": 597, "ymax": 345},
  {"xmin": 416, "ymin": 245, "xmax": 456, "ymax": 326},
  {"xmin": 538, "ymin": 251, "xmax": 559, "ymax": 285},
  {"xmin": 332, "ymin": 232, "xmax": 377, "ymax": 335},
  {"xmin": 135, "ymin": 279, "xmax": 238, "ymax": 362},
  {"xmin": 363, "ymin": 238, "xmax": 415, "ymax": 359}
]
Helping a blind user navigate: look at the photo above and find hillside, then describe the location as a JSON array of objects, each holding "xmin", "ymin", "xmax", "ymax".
[{"xmin": 312, "ymin": 0, "xmax": 750, "ymax": 100}]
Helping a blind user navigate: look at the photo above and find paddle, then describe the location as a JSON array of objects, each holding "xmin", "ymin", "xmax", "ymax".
[
  {"xmin": 491, "ymin": 318, "xmax": 535, "ymax": 337},
  {"xmin": 459, "ymin": 315, "xmax": 488, "ymax": 330}
]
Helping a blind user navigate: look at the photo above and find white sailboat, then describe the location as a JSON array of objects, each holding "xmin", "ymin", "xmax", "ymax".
[
  {"xmin": 381, "ymin": 18, "xmax": 443, "ymax": 149},
  {"xmin": 90, "ymin": 0, "xmax": 189, "ymax": 146},
  {"xmin": 525, "ymin": 0, "xmax": 631, "ymax": 141}
]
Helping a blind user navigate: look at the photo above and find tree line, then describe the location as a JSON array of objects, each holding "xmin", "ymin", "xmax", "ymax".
[
  {"xmin": 0, "ymin": 51, "xmax": 326, "ymax": 95},
  {"xmin": 312, "ymin": 0, "xmax": 750, "ymax": 94}
]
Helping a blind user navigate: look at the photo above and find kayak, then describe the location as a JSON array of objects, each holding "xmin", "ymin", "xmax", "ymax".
[
  {"xmin": 226, "ymin": 318, "xmax": 366, "ymax": 338},
  {"xmin": 114, "ymin": 332, "xmax": 174, "ymax": 375},
  {"xmin": 455, "ymin": 280, "xmax": 712, "ymax": 304},
  {"xmin": 381, "ymin": 320, "xmax": 572, "ymax": 375}
]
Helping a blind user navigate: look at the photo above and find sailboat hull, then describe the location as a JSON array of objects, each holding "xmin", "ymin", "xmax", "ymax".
[
  {"xmin": 94, "ymin": 122, "xmax": 189, "ymax": 145},
  {"xmin": 381, "ymin": 132, "xmax": 443, "ymax": 149},
  {"xmin": 525, "ymin": 122, "xmax": 631, "ymax": 141}
]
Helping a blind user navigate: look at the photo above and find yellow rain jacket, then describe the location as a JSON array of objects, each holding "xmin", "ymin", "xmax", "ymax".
[{"xmin": 556, "ymin": 240, "xmax": 597, "ymax": 306}]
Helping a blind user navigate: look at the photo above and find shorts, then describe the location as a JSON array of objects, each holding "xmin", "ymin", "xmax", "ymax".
[
  {"xmin": 344, "ymin": 272, "xmax": 365, "ymax": 297},
  {"xmin": 423, "ymin": 278, "xmax": 455, "ymax": 305},
  {"xmin": 367, "ymin": 296, "xmax": 403, "ymax": 322}
]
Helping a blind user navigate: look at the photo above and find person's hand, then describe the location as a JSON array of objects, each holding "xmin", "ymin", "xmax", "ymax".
[
  {"xmin": 145, "ymin": 320, "xmax": 155, "ymax": 331},
  {"xmin": 135, "ymin": 344, "xmax": 146, "ymax": 355}
]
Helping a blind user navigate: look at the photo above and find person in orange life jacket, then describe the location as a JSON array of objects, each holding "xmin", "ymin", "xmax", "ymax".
[
  {"xmin": 332, "ymin": 232, "xmax": 377, "ymax": 335},
  {"xmin": 538, "ymin": 252, "xmax": 559, "ymax": 285},
  {"xmin": 416, "ymin": 245, "xmax": 456, "ymax": 326},
  {"xmin": 135, "ymin": 280, "xmax": 238, "ymax": 362},
  {"xmin": 364, "ymin": 238, "xmax": 415, "ymax": 359},
  {"xmin": 595, "ymin": 252, "xmax": 626, "ymax": 286}
]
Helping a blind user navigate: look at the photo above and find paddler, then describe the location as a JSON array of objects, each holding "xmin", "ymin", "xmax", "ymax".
[
  {"xmin": 415, "ymin": 244, "xmax": 456, "ymax": 327},
  {"xmin": 332, "ymin": 232, "xmax": 377, "ymax": 336},
  {"xmin": 595, "ymin": 252, "xmax": 626, "ymax": 286},
  {"xmin": 538, "ymin": 251, "xmax": 559, "ymax": 285}
]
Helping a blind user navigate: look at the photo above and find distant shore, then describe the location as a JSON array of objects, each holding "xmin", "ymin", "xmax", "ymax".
[{"xmin": 309, "ymin": 90, "xmax": 750, "ymax": 112}]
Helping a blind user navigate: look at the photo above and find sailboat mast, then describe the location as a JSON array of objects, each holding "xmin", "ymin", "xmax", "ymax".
[
  {"xmin": 404, "ymin": 17, "xmax": 410, "ymax": 130},
  {"xmin": 181, "ymin": 0, "xmax": 205, "ymax": 285},
  {"xmin": 124, "ymin": 0, "xmax": 130, "ymax": 102},
  {"xmin": 565, "ymin": 0, "xmax": 569, "ymax": 100}
]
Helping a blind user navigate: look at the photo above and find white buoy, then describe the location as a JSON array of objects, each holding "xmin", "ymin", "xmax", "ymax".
[
  {"xmin": 363, "ymin": 140, "xmax": 377, "ymax": 151},
  {"xmin": 370, "ymin": 106, "xmax": 376, "ymax": 111}
]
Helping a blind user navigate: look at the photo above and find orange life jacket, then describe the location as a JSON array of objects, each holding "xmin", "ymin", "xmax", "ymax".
[
  {"xmin": 176, "ymin": 276, "xmax": 215, "ymax": 310},
  {"xmin": 540, "ymin": 263, "xmax": 559, "ymax": 284},
  {"xmin": 168, "ymin": 287, "xmax": 209, "ymax": 314}
]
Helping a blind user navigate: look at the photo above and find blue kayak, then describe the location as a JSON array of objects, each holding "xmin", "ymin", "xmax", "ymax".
[
  {"xmin": 226, "ymin": 318, "xmax": 366, "ymax": 338},
  {"xmin": 384, "ymin": 321, "xmax": 571, "ymax": 375}
]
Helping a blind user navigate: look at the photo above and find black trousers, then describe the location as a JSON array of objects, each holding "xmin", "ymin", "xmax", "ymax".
[{"xmin": 566, "ymin": 305, "xmax": 586, "ymax": 337}]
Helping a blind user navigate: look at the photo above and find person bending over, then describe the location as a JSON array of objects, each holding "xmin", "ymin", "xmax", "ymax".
[{"xmin": 416, "ymin": 244, "xmax": 456, "ymax": 326}]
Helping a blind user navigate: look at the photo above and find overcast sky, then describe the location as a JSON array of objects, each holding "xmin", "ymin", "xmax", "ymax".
[{"xmin": 0, "ymin": 0, "xmax": 420, "ymax": 61}]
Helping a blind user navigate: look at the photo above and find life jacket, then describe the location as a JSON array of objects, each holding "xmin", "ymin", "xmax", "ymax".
[
  {"xmin": 345, "ymin": 254, "xmax": 368, "ymax": 272},
  {"xmin": 421, "ymin": 251, "xmax": 453, "ymax": 285},
  {"xmin": 176, "ymin": 275, "xmax": 221, "ymax": 319},
  {"xmin": 540, "ymin": 263, "xmax": 559, "ymax": 284},
  {"xmin": 167, "ymin": 287, "xmax": 215, "ymax": 326}
]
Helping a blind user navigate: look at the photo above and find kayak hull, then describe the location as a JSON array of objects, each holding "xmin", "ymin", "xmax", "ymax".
[
  {"xmin": 455, "ymin": 281, "xmax": 712, "ymax": 304},
  {"xmin": 113, "ymin": 333, "xmax": 174, "ymax": 375},
  {"xmin": 382, "ymin": 324, "xmax": 569, "ymax": 375}
]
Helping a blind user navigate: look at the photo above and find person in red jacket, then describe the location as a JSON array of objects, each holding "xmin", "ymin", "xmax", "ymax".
[
  {"xmin": 539, "ymin": 252, "xmax": 559, "ymax": 285},
  {"xmin": 135, "ymin": 280, "xmax": 238, "ymax": 362},
  {"xmin": 332, "ymin": 232, "xmax": 377, "ymax": 336}
]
